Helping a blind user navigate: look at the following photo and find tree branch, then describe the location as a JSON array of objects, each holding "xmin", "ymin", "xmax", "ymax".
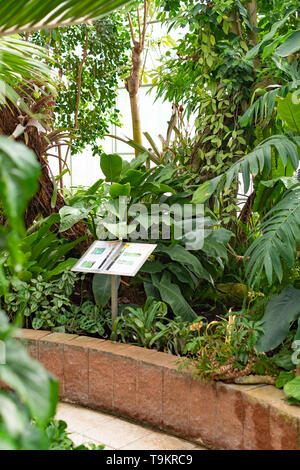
[
  {"xmin": 74, "ymin": 31, "xmax": 89, "ymax": 130},
  {"xmin": 127, "ymin": 13, "xmax": 136, "ymax": 45}
]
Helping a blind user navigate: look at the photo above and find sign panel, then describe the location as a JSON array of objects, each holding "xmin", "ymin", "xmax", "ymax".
[{"xmin": 72, "ymin": 241, "xmax": 157, "ymax": 277}]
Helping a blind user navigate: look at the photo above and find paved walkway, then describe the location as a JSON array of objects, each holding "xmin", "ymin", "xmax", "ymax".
[{"xmin": 56, "ymin": 402, "xmax": 206, "ymax": 450}]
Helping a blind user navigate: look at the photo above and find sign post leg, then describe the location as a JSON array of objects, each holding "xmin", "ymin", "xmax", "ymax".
[{"xmin": 111, "ymin": 275, "xmax": 118, "ymax": 326}]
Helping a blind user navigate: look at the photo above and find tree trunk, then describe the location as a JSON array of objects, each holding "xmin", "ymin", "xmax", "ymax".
[
  {"xmin": 0, "ymin": 99, "xmax": 91, "ymax": 256},
  {"xmin": 129, "ymin": 89, "xmax": 143, "ymax": 148},
  {"xmin": 246, "ymin": 0, "xmax": 258, "ymax": 45},
  {"xmin": 125, "ymin": 1, "xmax": 151, "ymax": 156}
]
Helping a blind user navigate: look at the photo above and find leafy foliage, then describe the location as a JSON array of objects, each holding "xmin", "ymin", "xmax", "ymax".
[
  {"xmin": 192, "ymin": 134, "xmax": 300, "ymax": 203},
  {"xmin": 2, "ymin": 213, "xmax": 85, "ymax": 284},
  {"xmin": 255, "ymin": 285, "xmax": 300, "ymax": 352},
  {"xmin": 111, "ymin": 297, "xmax": 203, "ymax": 355},
  {"xmin": 0, "ymin": 310, "xmax": 58, "ymax": 449},
  {"xmin": 284, "ymin": 375, "xmax": 300, "ymax": 401},
  {"xmin": 47, "ymin": 419, "xmax": 104, "ymax": 450},
  {"xmin": 4, "ymin": 271, "xmax": 111, "ymax": 337},
  {"xmin": 0, "ymin": 0, "xmax": 132, "ymax": 35},
  {"xmin": 182, "ymin": 311, "xmax": 272, "ymax": 381},
  {"xmin": 0, "ymin": 35, "xmax": 55, "ymax": 113},
  {"xmin": 62, "ymin": 152, "xmax": 232, "ymax": 319},
  {"xmin": 0, "ymin": 138, "xmax": 40, "ymax": 287},
  {"xmin": 244, "ymin": 185, "xmax": 300, "ymax": 286},
  {"xmin": 31, "ymin": 16, "xmax": 131, "ymax": 154}
]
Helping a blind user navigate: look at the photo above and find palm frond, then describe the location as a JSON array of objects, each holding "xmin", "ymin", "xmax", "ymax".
[
  {"xmin": 0, "ymin": 35, "xmax": 55, "ymax": 112},
  {"xmin": 192, "ymin": 134, "xmax": 300, "ymax": 203},
  {"xmin": 0, "ymin": 0, "xmax": 131, "ymax": 36},
  {"xmin": 239, "ymin": 84, "xmax": 291, "ymax": 128},
  {"xmin": 244, "ymin": 184, "xmax": 300, "ymax": 286}
]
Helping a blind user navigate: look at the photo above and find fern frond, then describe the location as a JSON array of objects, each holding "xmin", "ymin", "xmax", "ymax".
[{"xmin": 244, "ymin": 184, "xmax": 300, "ymax": 286}]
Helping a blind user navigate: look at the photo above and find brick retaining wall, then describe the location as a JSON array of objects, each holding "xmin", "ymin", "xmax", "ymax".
[{"xmin": 19, "ymin": 329, "xmax": 300, "ymax": 450}]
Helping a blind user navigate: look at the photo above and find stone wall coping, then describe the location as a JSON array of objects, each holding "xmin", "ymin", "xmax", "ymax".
[{"xmin": 18, "ymin": 328, "xmax": 300, "ymax": 450}]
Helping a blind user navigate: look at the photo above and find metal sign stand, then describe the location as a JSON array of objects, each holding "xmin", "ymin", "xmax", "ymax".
[{"xmin": 111, "ymin": 275, "xmax": 118, "ymax": 325}]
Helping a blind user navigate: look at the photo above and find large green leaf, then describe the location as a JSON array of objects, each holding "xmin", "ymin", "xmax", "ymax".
[
  {"xmin": 43, "ymin": 258, "xmax": 77, "ymax": 280},
  {"xmin": 0, "ymin": 392, "xmax": 27, "ymax": 439},
  {"xmin": 40, "ymin": 235, "xmax": 87, "ymax": 270},
  {"xmin": 255, "ymin": 285, "xmax": 300, "ymax": 352},
  {"xmin": 100, "ymin": 153, "xmax": 123, "ymax": 183},
  {"xmin": 276, "ymin": 29, "xmax": 300, "ymax": 57},
  {"xmin": 283, "ymin": 375, "xmax": 300, "ymax": 400},
  {"xmin": 92, "ymin": 273, "xmax": 120, "ymax": 308},
  {"xmin": 109, "ymin": 182, "xmax": 131, "ymax": 198},
  {"xmin": 239, "ymin": 85, "xmax": 290, "ymax": 128},
  {"xmin": 253, "ymin": 176, "xmax": 297, "ymax": 213},
  {"xmin": 0, "ymin": 36, "xmax": 55, "ymax": 112},
  {"xmin": 0, "ymin": 331, "xmax": 58, "ymax": 426},
  {"xmin": 156, "ymin": 244, "xmax": 211, "ymax": 280},
  {"xmin": 119, "ymin": 169, "xmax": 144, "ymax": 187},
  {"xmin": 0, "ymin": 0, "xmax": 131, "ymax": 35},
  {"xmin": 245, "ymin": 185, "xmax": 300, "ymax": 285},
  {"xmin": 277, "ymin": 93, "xmax": 300, "ymax": 134},
  {"xmin": 192, "ymin": 175, "xmax": 223, "ymax": 204},
  {"xmin": 59, "ymin": 205, "xmax": 92, "ymax": 232},
  {"xmin": 0, "ymin": 392, "xmax": 48, "ymax": 449},
  {"xmin": 152, "ymin": 272, "xmax": 197, "ymax": 322},
  {"xmin": 245, "ymin": 9, "xmax": 295, "ymax": 60},
  {"xmin": 202, "ymin": 227, "xmax": 232, "ymax": 260},
  {"xmin": 0, "ymin": 137, "xmax": 40, "ymax": 268}
]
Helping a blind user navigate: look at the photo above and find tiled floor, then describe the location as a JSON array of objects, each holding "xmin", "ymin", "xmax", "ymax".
[{"xmin": 56, "ymin": 402, "xmax": 206, "ymax": 450}]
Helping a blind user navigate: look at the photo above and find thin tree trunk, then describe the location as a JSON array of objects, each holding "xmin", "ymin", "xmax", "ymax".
[
  {"xmin": 60, "ymin": 30, "xmax": 89, "ymax": 183},
  {"xmin": 246, "ymin": 0, "xmax": 258, "ymax": 45},
  {"xmin": 74, "ymin": 31, "xmax": 89, "ymax": 131},
  {"xmin": 125, "ymin": 0, "xmax": 151, "ymax": 156},
  {"xmin": 129, "ymin": 92, "xmax": 143, "ymax": 147}
]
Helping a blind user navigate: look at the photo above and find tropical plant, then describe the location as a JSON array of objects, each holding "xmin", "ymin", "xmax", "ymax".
[
  {"xmin": 60, "ymin": 151, "xmax": 233, "ymax": 320},
  {"xmin": 0, "ymin": 137, "xmax": 59, "ymax": 449},
  {"xmin": 46, "ymin": 419, "xmax": 104, "ymax": 450},
  {"xmin": 2, "ymin": 213, "xmax": 86, "ymax": 284},
  {"xmin": 252, "ymin": 284, "xmax": 300, "ymax": 403},
  {"xmin": 0, "ymin": 0, "xmax": 133, "ymax": 235},
  {"xmin": 193, "ymin": 88, "xmax": 300, "ymax": 288},
  {"xmin": 0, "ymin": 0, "xmax": 136, "ymax": 451},
  {"xmin": 0, "ymin": 0, "xmax": 132, "ymax": 35},
  {"xmin": 0, "ymin": 312, "xmax": 59, "ymax": 450},
  {"xmin": 0, "ymin": 138, "xmax": 40, "ymax": 291},
  {"xmin": 153, "ymin": 0, "xmax": 300, "ymax": 234},
  {"xmin": 4, "ymin": 271, "xmax": 112, "ymax": 337},
  {"xmin": 31, "ymin": 15, "xmax": 131, "ymax": 156},
  {"xmin": 183, "ymin": 311, "xmax": 274, "ymax": 382},
  {"xmin": 0, "ymin": 35, "xmax": 55, "ymax": 113},
  {"xmin": 110, "ymin": 297, "xmax": 169, "ymax": 348},
  {"xmin": 255, "ymin": 284, "xmax": 300, "ymax": 353},
  {"xmin": 110, "ymin": 296, "xmax": 204, "ymax": 354}
]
